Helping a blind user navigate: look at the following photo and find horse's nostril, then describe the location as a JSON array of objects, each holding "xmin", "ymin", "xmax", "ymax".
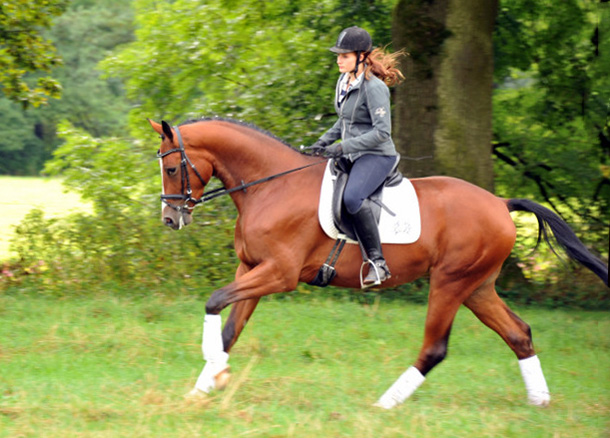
[{"xmin": 164, "ymin": 217, "xmax": 174, "ymax": 227}]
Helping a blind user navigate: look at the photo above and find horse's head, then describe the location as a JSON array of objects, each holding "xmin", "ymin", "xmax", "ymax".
[{"xmin": 149, "ymin": 119, "xmax": 213, "ymax": 230}]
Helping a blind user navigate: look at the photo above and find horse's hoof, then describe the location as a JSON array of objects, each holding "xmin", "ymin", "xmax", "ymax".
[
  {"xmin": 372, "ymin": 401, "xmax": 394, "ymax": 410},
  {"xmin": 528, "ymin": 393, "xmax": 551, "ymax": 407},
  {"xmin": 184, "ymin": 388, "xmax": 208, "ymax": 400},
  {"xmin": 214, "ymin": 367, "xmax": 231, "ymax": 390}
]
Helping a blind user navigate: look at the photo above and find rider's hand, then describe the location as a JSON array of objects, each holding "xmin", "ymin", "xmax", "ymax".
[
  {"xmin": 324, "ymin": 143, "xmax": 343, "ymax": 158},
  {"xmin": 309, "ymin": 140, "xmax": 327, "ymax": 156}
]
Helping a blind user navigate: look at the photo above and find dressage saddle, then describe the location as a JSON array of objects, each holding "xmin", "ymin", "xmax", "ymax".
[{"xmin": 330, "ymin": 154, "xmax": 403, "ymax": 242}]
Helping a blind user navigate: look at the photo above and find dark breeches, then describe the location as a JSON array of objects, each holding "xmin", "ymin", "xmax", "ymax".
[{"xmin": 343, "ymin": 154, "xmax": 396, "ymax": 214}]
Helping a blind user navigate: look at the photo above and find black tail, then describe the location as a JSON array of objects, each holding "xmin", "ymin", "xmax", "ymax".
[{"xmin": 507, "ymin": 198, "xmax": 608, "ymax": 287}]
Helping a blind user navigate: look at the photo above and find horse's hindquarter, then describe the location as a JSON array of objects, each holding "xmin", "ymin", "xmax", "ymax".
[{"xmin": 412, "ymin": 176, "xmax": 516, "ymax": 279}]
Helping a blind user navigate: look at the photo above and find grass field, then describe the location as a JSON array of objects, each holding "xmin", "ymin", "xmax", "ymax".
[
  {"xmin": 0, "ymin": 176, "xmax": 89, "ymax": 260},
  {"xmin": 0, "ymin": 292, "xmax": 608, "ymax": 437}
]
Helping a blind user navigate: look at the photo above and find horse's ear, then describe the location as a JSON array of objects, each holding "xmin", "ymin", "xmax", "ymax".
[
  {"xmin": 161, "ymin": 120, "xmax": 174, "ymax": 143},
  {"xmin": 148, "ymin": 118, "xmax": 165, "ymax": 138}
]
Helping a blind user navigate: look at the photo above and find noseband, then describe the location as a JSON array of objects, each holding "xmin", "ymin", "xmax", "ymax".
[{"xmin": 157, "ymin": 126, "xmax": 207, "ymax": 212}]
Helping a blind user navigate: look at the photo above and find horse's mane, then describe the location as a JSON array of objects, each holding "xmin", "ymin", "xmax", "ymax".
[{"xmin": 179, "ymin": 117, "xmax": 295, "ymax": 150}]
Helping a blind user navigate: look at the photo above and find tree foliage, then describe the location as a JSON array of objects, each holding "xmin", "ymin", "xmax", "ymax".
[
  {"xmin": 0, "ymin": 0, "xmax": 134, "ymax": 175},
  {"xmin": 44, "ymin": 0, "xmax": 134, "ymax": 137},
  {"xmin": 492, "ymin": 0, "xmax": 609, "ymax": 253},
  {"xmin": 6, "ymin": 0, "xmax": 398, "ymax": 288},
  {"xmin": 9, "ymin": 122, "xmax": 238, "ymax": 289},
  {"xmin": 102, "ymin": 0, "xmax": 396, "ymax": 144},
  {"xmin": 0, "ymin": 0, "xmax": 68, "ymax": 107}
]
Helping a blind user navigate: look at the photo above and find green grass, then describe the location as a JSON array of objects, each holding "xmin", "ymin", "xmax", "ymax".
[
  {"xmin": 0, "ymin": 292, "xmax": 608, "ymax": 437},
  {"xmin": 0, "ymin": 176, "xmax": 89, "ymax": 260}
]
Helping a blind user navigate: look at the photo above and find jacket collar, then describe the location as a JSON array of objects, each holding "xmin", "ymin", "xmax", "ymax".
[
  {"xmin": 336, "ymin": 72, "xmax": 365, "ymax": 108},
  {"xmin": 340, "ymin": 71, "xmax": 364, "ymax": 91}
]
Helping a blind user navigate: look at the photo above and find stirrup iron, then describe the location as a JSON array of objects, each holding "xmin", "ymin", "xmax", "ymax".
[{"xmin": 360, "ymin": 259, "xmax": 389, "ymax": 289}]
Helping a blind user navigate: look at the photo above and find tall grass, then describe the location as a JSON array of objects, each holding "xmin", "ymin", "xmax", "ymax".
[{"xmin": 1, "ymin": 291, "xmax": 608, "ymax": 437}]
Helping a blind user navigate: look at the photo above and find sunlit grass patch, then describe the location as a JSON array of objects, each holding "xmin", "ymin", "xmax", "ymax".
[{"xmin": 0, "ymin": 176, "xmax": 90, "ymax": 260}]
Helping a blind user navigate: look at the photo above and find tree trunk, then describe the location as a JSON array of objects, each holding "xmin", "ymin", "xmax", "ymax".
[
  {"xmin": 392, "ymin": 0, "xmax": 449, "ymax": 179},
  {"xmin": 392, "ymin": 0, "xmax": 498, "ymax": 192}
]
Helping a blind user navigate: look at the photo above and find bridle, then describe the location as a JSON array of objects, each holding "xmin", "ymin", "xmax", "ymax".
[
  {"xmin": 157, "ymin": 125, "xmax": 207, "ymax": 213},
  {"xmin": 157, "ymin": 124, "xmax": 327, "ymax": 212}
]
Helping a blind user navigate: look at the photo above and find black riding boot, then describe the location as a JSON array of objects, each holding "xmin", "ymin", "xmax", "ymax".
[{"xmin": 351, "ymin": 201, "xmax": 391, "ymax": 286}]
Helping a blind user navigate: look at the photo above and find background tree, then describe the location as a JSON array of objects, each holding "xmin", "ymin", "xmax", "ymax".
[
  {"xmin": 0, "ymin": 0, "xmax": 68, "ymax": 108},
  {"xmin": 391, "ymin": 0, "xmax": 448, "ymax": 179},
  {"xmin": 102, "ymin": 0, "xmax": 396, "ymax": 144},
  {"xmin": 492, "ymin": 0, "xmax": 609, "ymax": 248},
  {"xmin": 392, "ymin": 0, "xmax": 498, "ymax": 191},
  {"xmin": 0, "ymin": 0, "xmax": 133, "ymax": 175},
  {"xmin": 392, "ymin": 0, "xmax": 607, "ymax": 251}
]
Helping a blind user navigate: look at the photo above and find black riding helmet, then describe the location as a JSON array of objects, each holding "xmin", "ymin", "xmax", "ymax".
[
  {"xmin": 329, "ymin": 26, "xmax": 373, "ymax": 75},
  {"xmin": 329, "ymin": 26, "xmax": 373, "ymax": 53}
]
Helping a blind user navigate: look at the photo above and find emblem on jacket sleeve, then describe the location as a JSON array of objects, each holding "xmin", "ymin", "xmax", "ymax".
[{"xmin": 375, "ymin": 107, "xmax": 387, "ymax": 118}]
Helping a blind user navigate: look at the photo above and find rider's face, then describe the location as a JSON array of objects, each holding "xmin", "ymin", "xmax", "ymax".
[{"xmin": 336, "ymin": 52, "xmax": 358, "ymax": 74}]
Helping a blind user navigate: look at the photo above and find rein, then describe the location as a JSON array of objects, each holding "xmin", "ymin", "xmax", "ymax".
[
  {"xmin": 198, "ymin": 160, "xmax": 327, "ymax": 203},
  {"xmin": 158, "ymin": 125, "xmax": 327, "ymax": 211}
]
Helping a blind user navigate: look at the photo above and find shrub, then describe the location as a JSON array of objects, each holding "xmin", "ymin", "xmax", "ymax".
[{"xmin": 7, "ymin": 122, "xmax": 238, "ymax": 292}]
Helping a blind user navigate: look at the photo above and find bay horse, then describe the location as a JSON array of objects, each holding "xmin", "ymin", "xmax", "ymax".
[{"xmin": 149, "ymin": 117, "xmax": 608, "ymax": 409}]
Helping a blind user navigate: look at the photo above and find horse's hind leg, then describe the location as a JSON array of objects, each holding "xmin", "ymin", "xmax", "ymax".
[{"xmin": 463, "ymin": 278, "xmax": 550, "ymax": 406}]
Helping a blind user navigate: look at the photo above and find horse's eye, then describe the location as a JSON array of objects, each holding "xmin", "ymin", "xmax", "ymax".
[{"xmin": 166, "ymin": 167, "xmax": 178, "ymax": 177}]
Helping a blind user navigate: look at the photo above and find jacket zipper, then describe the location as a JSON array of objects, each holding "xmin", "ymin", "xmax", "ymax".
[
  {"xmin": 340, "ymin": 83, "xmax": 361, "ymax": 139},
  {"xmin": 341, "ymin": 88, "xmax": 361, "ymax": 153}
]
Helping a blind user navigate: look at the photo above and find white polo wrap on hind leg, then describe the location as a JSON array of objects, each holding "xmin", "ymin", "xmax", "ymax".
[
  {"xmin": 194, "ymin": 314, "xmax": 229, "ymax": 393},
  {"xmin": 519, "ymin": 355, "xmax": 550, "ymax": 406},
  {"xmin": 374, "ymin": 366, "xmax": 426, "ymax": 409}
]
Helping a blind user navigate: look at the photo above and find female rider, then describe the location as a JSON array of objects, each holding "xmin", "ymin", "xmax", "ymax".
[{"xmin": 312, "ymin": 26, "xmax": 404, "ymax": 286}]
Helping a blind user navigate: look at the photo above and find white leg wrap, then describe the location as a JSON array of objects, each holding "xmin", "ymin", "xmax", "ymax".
[
  {"xmin": 194, "ymin": 314, "xmax": 229, "ymax": 394},
  {"xmin": 374, "ymin": 366, "xmax": 426, "ymax": 409},
  {"xmin": 519, "ymin": 355, "xmax": 550, "ymax": 406},
  {"xmin": 202, "ymin": 314, "xmax": 224, "ymax": 361}
]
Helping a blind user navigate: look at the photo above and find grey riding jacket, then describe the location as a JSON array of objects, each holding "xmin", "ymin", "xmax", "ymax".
[{"xmin": 318, "ymin": 72, "xmax": 397, "ymax": 161}]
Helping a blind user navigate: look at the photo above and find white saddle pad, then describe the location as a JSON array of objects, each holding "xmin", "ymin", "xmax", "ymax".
[{"xmin": 318, "ymin": 161, "xmax": 421, "ymax": 244}]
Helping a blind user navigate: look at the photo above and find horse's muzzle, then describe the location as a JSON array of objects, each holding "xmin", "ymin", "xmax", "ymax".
[{"xmin": 163, "ymin": 207, "xmax": 193, "ymax": 230}]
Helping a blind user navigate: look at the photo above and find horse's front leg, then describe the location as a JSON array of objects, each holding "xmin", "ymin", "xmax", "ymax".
[
  {"xmin": 189, "ymin": 297, "xmax": 260, "ymax": 394},
  {"xmin": 190, "ymin": 260, "xmax": 296, "ymax": 396},
  {"xmin": 222, "ymin": 297, "xmax": 260, "ymax": 352}
]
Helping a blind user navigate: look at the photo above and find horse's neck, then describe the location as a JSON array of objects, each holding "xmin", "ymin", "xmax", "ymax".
[{"xmin": 190, "ymin": 122, "xmax": 307, "ymax": 197}]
